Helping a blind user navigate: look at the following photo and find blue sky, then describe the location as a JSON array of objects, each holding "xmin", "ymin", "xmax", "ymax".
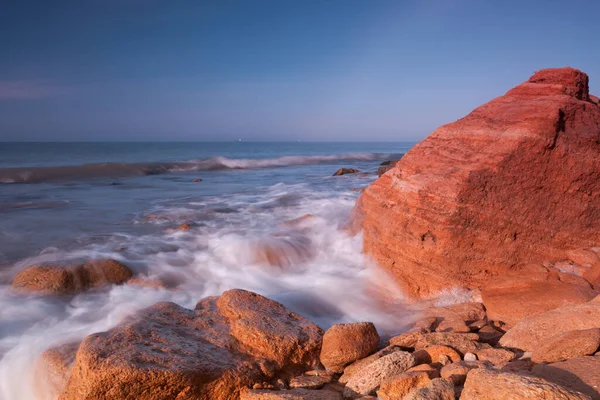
[{"xmin": 1, "ymin": 0, "xmax": 599, "ymax": 141}]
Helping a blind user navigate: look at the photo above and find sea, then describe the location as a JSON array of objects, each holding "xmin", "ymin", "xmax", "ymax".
[{"xmin": 0, "ymin": 141, "xmax": 418, "ymax": 399}]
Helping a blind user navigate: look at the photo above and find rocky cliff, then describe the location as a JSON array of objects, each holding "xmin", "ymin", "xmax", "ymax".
[{"xmin": 357, "ymin": 67, "xmax": 600, "ymax": 297}]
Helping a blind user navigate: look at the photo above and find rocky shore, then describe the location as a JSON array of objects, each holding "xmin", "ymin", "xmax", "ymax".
[{"xmin": 14, "ymin": 67, "xmax": 600, "ymax": 399}]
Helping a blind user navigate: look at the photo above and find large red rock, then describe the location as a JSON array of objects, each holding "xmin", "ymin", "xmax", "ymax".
[
  {"xmin": 57, "ymin": 289, "xmax": 323, "ymax": 400},
  {"xmin": 356, "ymin": 67, "xmax": 600, "ymax": 298}
]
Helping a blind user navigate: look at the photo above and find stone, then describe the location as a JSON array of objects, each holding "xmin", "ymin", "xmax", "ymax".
[
  {"xmin": 533, "ymin": 356, "xmax": 600, "ymax": 399},
  {"xmin": 426, "ymin": 302, "xmax": 487, "ymax": 325},
  {"xmin": 241, "ymin": 388, "xmax": 343, "ymax": 400},
  {"xmin": 482, "ymin": 275, "xmax": 597, "ymax": 327},
  {"xmin": 435, "ymin": 319, "xmax": 471, "ymax": 333},
  {"xmin": 500, "ymin": 360, "xmax": 535, "ymax": 373},
  {"xmin": 11, "ymin": 259, "xmax": 133, "ymax": 295},
  {"xmin": 406, "ymin": 363, "xmax": 440, "ymax": 379},
  {"xmin": 333, "ymin": 168, "xmax": 359, "ymax": 176},
  {"xmin": 463, "ymin": 352, "xmax": 477, "ymax": 362},
  {"xmin": 58, "ymin": 289, "xmax": 323, "ymax": 400},
  {"xmin": 343, "ymin": 351, "xmax": 415, "ymax": 398},
  {"xmin": 193, "ymin": 178, "xmax": 202, "ymax": 182},
  {"xmin": 389, "ymin": 332, "xmax": 488, "ymax": 355},
  {"xmin": 531, "ymin": 328, "xmax": 600, "ymax": 364},
  {"xmin": 338, "ymin": 346, "xmax": 402, "ymax": 384},
  {"xmin": 403, "ymin": 378, "xmax": 455, "ymax": 400},
  {"xmin": 356, "ymin": 67, "xmax": 600, "ymax": 298},
  {"xmin": 440, "ymin": 360, "xmax": 491, "ymax": 385},
  {"xmin": 413, "ymin": 345, "xmax": 461, "ymax": 365},
  {"xmin": 320, "ymin": 322, "xmax": 380, "ymax": 373},
  {"xmin": 500, "ymin": 301, "xmax": 600, "ymax": 351},
  {"xmin": 179, "ymin": 223, "xmax": 191, "ymax": 231},
  {"xmin": 461, "ymin": 368, "xmax": 591, "ymax": 400},
  {"xmin": 474, "ymin": 348, "xmax": 515, "ymax": 366},
  {"xmin": 377, "ymin": 371, "xmax": 431, "ymax": 400},
  {"xmin": 289, "ymin": 370, "xmax": 335, "ymax": 390},
  {"xmin": 377, "ymin": 160, "xmax": 401, "ymax": 177},
  {"xmin": 477, "ymin": 325, "xmax": 504, "ymax": 345}
]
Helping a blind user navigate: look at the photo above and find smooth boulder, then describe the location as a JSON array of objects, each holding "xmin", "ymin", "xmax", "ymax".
[{"xmin": 320, "ymin": 322, "xmax": 380, "ymax": 373}]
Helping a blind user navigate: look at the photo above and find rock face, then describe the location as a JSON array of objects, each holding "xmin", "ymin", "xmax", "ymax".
[
  {"xmin": 320, "ymin": 322, "xmax": 380, "ymax": 373},
  {"xmin": 500, "ymin": 301, "xmax": 600, "ymax": 351},
  {"xmin": 11, "ymin": 259, "xmax": 133, "ymax": 295},
  {"xmin": 357, "ymin": 67, "xmax": 600, "ymax": 298},
  {"xmin": 461, "ymin": 368, "xmax": 591, "ymax": 400},
  {"xmin": 58, "ymin": 289, "xmax": 323, "ymax": 400}
]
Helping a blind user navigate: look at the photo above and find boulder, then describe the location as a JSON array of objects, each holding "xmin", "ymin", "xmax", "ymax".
[
  {"xmin": 250, "ymin": 236, "xmax": 314, "ymax": 268},
  {"xmin": 482, "ymin": 274, "xmax": 597, "ymax": 327},
  {"xmin": 11, "ymin": 259, "xmax": 133, "ymax": 295},
  {"xmin": 461, "ymin": 368, "xmax": 591, "ymax": 400},
  {"xmin": 320, "ymin": 322, "xmax": 380, "ymax": 373},
  {"xmin": 343, "ymin": 351, "xmax": 415, "ymax": 398},
  {"xmin": 357, "ymin": 67, "xmax": 600, "ymax": 298},
  {"xmin": 241, "ymin": 388, "xmax": 343, "ymax": 400},
  {"xmin": 58, "ymin": 289, "xmax": 323, "ymax": 400},
  {"xmin": 403, "ymin": 378, "xmax": 455, "ymax": 400},
  {"xmin": 531, "ymin": 328, "xmax": 600, "ymax": 364},
  {"xmin": 440, "ymin": 360, "xmax": 491, "ymax": 385},
  {"xmin": 333, "ymin": 168, "xmax": 360, "ymax": 176},
  {"xmin": 533, "ymin": 356, "xmax": 600, "ymax": 399},
  {"xmin": 413, "ymin": 345, "xmax": 461, "ymax": 366},
  {"xmin": 476, "ymin": 325, "xmax": 504, "ymax": 345},
  {"xmin": 377, "ymin": 371, "xmax": 431, "ymax": 400},
  {"xmin": 474, "ymin": 348, "xmax": 515, "ymax": 366},
  {"xmin": 500, "ymin": 301, "xmax": 600, "ymax": 351},
  {"xmin": 405, "ymin": 363, "xmax": 441, "ymax": 379},
  {"xmin": 339, "ymin": 346, "xmax": 402, "ymax": 384}
]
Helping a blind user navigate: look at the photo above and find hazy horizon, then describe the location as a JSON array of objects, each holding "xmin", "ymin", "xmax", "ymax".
[{"xmin": 2, "ymin": 0, "xmax": 600, "ymax": 142}]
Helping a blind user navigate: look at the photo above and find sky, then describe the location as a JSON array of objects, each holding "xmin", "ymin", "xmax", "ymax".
[{"xmin": 1, "ymin": 0, "xmax": 600, "ymax": 142}]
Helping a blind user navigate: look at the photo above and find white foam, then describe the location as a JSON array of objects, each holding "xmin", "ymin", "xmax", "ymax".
[{"xmin": 0, "ymin": 182, "xmax": 409, "ymax": 400}]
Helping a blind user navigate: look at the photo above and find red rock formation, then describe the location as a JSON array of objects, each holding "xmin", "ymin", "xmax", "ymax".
[
  {"xmin": 57, "ymin": 289, "xmax": 323, "ymax": 400},
  {"xmin": 357, "ymin": 67, "xmax": 600, "ymax": 297}
]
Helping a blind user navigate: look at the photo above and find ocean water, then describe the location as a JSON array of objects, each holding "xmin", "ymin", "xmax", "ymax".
[{"xmin": 0, "ymin": 141, "xmax": 414, "ymax": 400}]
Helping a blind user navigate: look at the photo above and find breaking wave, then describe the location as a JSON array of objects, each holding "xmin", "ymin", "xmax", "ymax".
[{"xmin": 0, "ymin": 153, "xmax": 395, "ymax": 184}]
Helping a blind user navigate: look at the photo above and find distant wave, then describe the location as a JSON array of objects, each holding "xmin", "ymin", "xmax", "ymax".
[{"xmin": 0, "ymin": 153, "xmax": 397, "ymax": 184}]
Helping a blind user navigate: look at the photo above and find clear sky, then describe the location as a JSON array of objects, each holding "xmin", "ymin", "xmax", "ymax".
[{"xmin": 1, "ymin": 0, "xmax": 600, "ymax": 142}]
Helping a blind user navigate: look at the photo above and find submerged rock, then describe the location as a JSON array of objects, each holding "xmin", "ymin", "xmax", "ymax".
[
  {"xmin": 357, "ymin": 67, "xmax": 600, "ymax": 298},
  {"xmin": 57, "ymin": 289, "xmax": 323, "ymax": 400},
  {"xmin": 377, "ymin": 160, "xmax": 401, "ymax": 177},
  {"xmin": 333, "ymin": 168, "xmax": 360, "ymax": 176},
  {"xmin": 11, "ymin": 259, "xmax": 133, "ymax": 295}
]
